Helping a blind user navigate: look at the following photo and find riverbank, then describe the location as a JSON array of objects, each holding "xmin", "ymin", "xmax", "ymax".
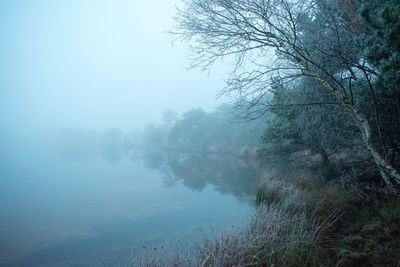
[{"xmin": 134, "ymin": 166, "xmax": 400, "ymax": 266}]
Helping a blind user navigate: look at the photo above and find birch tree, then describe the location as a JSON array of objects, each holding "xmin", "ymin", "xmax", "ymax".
[{"xmin": 174, "ymin": 0, "xmax": 400, "ymax": 192}]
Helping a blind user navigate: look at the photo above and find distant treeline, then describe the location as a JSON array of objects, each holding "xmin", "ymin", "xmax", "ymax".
[
  {"xmin": 139, "ymin": 104, "xmax": 265, "ymax": 198},
  {"xmin": 54, "ymin": 103, "xmax": 266, "ymax": 161},
  {"xmin": 54, "ymin": 104, "xmax": 266, "ymax": 198},
  {"xmin": 141, "ymin": 104, "xmax": 265, "ymax": 154}
]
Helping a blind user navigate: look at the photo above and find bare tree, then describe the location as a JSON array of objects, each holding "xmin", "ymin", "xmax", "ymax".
[{"xmin": 174, "ymin": 0, "xmax": 400, "ymax": 191}]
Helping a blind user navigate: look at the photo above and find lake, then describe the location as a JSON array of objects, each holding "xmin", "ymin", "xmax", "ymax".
[{"xmin": 0, "ymin": 135, "xmax": 257, "ymax": 266}]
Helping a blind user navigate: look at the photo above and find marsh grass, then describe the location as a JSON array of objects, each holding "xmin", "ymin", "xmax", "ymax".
[
  {"xmin": 132, "ymin": 166, "xmax": 400, "ymax": 267},
  {"xmin": 133, "ymin": 172, "xmax": 348, "ymax": 266},
  {"xmin": 197, "ymin": 205, "xmax": 336, "ymax": 266}
]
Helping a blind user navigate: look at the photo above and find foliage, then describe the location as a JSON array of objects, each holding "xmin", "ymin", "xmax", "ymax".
[
  {"xmin": 128, "ymin": 1, "xmax": 400, "ymax": 265},
  {"xmin": 358, "ymin": 0, "xmax": 400, "ymax": 168},
  {"xmin": 174, "ymin": 0, "xmax": 400, "ymax": 190},
  {"xmin": 141, "ymin": 104, "xmax": 265, "ymax": 153},
  {"xmin": 338, "ymin": 199, "xmax": 400, "ymax": 266},
  {"xmin": 259, "ymin": 78, "xmax": 362, "ymax": 179},
  {"xmin": 140, "ymin": 104, "xmax": 265, "ymax": 198}
]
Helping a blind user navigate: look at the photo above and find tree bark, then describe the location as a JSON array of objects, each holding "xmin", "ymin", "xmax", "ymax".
[
  {"xmin": 349, "ymin": 107, "xmax": 400, "ymax": 190},
  {"xmin": 317, "ymin": 75, "xmax": 400, "ymax": 192}
]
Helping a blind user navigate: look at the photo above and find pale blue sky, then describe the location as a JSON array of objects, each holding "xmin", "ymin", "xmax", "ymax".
[{"xmin": 0, "ymin": 0, "xmax": 228, "ymax": 134}]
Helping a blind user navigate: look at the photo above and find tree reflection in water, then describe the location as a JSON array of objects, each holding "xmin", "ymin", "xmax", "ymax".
[{"xmin": 142, "ymin": 148, "xmax": 261, "ymax": 200}]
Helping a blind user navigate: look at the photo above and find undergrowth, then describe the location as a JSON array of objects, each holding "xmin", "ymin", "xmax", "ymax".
[{"xmin": 131, "ymin": 168, "xmax": 400, "ymax": 266}]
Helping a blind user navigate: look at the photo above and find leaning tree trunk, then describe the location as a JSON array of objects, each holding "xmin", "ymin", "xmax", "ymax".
[
  {"xmin": 315, "ymin": 75, "xmax": 400, "ymax": 193},
  {"xmin": 347, "ymin": 104, "xmax": 400, "ymax": 192}
]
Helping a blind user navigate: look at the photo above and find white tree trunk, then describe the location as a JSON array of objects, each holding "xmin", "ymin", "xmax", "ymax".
[
  {"xmin": 349, "ymin": 107, "xmax": 400, "ymax": 190},
  {"xmin": 316, "ymin": 76, "xmax": 400, "ymax": 193}
]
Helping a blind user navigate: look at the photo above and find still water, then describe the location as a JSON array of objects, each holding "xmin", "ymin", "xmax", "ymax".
[{"xmin": 0, "ymin": 135, "xmax": 257, "ymax": 266}]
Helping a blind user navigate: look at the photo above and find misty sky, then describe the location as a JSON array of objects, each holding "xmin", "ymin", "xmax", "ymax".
[{"xmin": 0, "ymin": 0, "xmax": 229, "ymax": 134}]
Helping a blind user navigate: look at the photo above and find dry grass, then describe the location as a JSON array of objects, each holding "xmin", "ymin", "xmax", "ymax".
[
  {"xmin": 197, "ymin": 207, "xmax": 331, "ymax": 266},
  {"xmin": 132, "ymin": 166, "xmax": 400, "ymax": 267},
  {"xmin": 125, "ymin": 243, "xmax": 194, "ymax": 267},
  {"xmin": 197, "ymin": 175, "xmax": 343, "ymax": 267},
  {"xmin": 132, "ymin": 172, "xmax": 345, "ymax": 267}
]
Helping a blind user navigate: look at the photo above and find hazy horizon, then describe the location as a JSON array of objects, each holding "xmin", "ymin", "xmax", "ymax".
[{"xmin": 0, "ymin": 0, "xmax": 230, "ymax": 137}]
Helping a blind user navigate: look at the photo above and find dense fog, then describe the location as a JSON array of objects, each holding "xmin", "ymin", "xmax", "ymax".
[
  {"xmin": 2, "ymin": 0, "xmax": 400, "ymax": 266},
  {"xmin": 0, "ymin": 0, "xmax": 229, "ymax": 136},
  {"xmin": 0, "ymin": 1, "xmax": 250, "ymax": 266}
]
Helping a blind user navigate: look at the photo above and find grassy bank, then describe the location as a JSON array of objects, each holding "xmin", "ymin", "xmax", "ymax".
[{"xmin": 133, "ymin": 168, "xmax": 400, "ymax": 266}]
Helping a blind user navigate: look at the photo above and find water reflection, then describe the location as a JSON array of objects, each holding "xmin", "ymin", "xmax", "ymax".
[
  {"xmin": 55, "ymin": 128, "xmax": 262, "ymax": 200},
  {"xmin": 142, "ymin": 149, "xmax": 261, "ymax": 199},
  {"xmin": 0, "ymin": 130, "xmax": 258, "ymax": 266}
]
